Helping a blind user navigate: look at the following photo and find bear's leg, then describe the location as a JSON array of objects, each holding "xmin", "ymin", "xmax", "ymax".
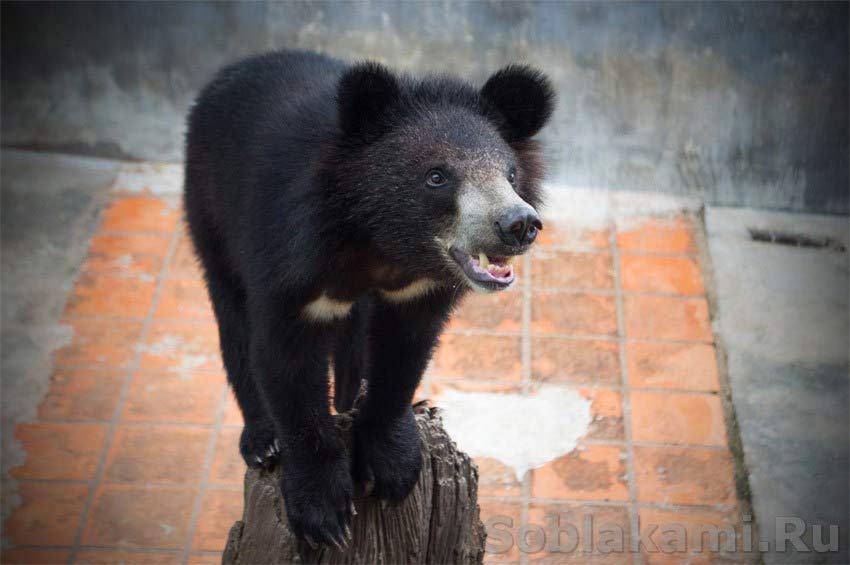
[
  {"xmin": 352, "ymin": 288, "xmax": 456, "ymax": 501},
  {"xmin": 249, "ymin": 296, "xmax": 353, "ymax": 547},
  {"xmin": 205, "ymin": 272, "xmax": 278, "ymax": 467},
  {"xmin": 331, "ymin": 297, "xmax": 370, "ymax": 413}
]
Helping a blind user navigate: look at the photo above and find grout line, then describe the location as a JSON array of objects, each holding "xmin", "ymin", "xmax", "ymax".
[
  {"xmin": 610, "ymin": 228, "xmax": 643, "ymax": 565},
  {"xmin": 11, "ymin": 477, "xmax": 241, "ymax": 489},
  {"xmin": 518, "ymin": 251, "xmax": 533, "ymax": 565},
  {"xmin": 521, "ymin": 251, "xmax": 533, "ymax": 396},
  {"xmin": 427, "ymin": 377, "xmax": 720, "ymax": 395},
  {"xmin": 95, "ymin": 229, "xmax": 180, "ymax": 237},
  {"xmin": 60, "ymin": 290, "xmax": 708, "ymax": 325},
  {"xmin": 62, "ymin": 314, "xmax": 214, "ymax": 324},
  {"xmin": 475, "ymin": 496, "xmax": 737, "ymax": 513},
  {"xmin": 67, "ymin": 226, "xmax": 182, "ymax": 564},
  {"xmin": 443, "ymin": 327, "xmax": 714, "ymax": 346},
  {"xmin": 53, "ymin": 364, "xmax": 225, "ymax": 374},
  {"xmin": 533, "ymin": 245, "xmax": 699, "ymax": 260},
  {"xmin": 30, "ymin": 419, "xmax": 221, "ymax": 428},
  {"xmin": 529, "ymin": 288, "xmax": 707, "ymax": 299},
  {"xmin": 181, "ymin": 383, "xmax": 231, "ymax": 564},
  {"xmin": 52, "ymin": 327, "xmax": 715, "ymax": 347}
]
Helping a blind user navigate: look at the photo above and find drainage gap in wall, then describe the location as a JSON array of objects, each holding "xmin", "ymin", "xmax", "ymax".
[{"xmin": 748, "ymin": 228, "xmax": 847, "ymax": 252}]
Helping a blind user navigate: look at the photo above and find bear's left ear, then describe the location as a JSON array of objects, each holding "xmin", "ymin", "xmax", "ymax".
[
  {"xmin": 480, "ymin": 65, "xmax": 556, "ymax": 142},
  {"xmin": 337, "ymin": 62, "xmax": 401, "ymax": 139}
]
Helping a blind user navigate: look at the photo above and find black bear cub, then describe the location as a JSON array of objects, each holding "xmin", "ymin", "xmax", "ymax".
[{"xmin": 184, "ymin": 50, "xmax": 555, "ymax": 546}]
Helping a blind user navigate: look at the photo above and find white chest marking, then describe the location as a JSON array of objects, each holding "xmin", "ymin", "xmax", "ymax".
[
  {"xmin": 378, "ymin": 279, "xmax": 440, "ymax": 303},
  {"xmin": 303, "ymin": 293, "xmax": 354, "ymax": 321}
]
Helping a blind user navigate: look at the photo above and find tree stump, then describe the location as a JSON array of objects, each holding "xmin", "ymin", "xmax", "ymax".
[{"xmin": 222, "ymin": 400, "xmax": 487, "ymax": 564}]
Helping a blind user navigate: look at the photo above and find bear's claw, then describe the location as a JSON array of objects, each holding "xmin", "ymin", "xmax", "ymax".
[{"xmin": 240, "ymin": 423, "xmax": 279, "ymax": 468}]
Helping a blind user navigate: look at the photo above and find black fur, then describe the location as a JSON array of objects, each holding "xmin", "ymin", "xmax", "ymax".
[{"xmin": 183, "ymin": 50, "xmax": 554, "ymax": 545}]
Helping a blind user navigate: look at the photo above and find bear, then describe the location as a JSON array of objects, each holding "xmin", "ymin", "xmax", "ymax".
[{"xmin": 183, "ymin": 49, "xmax": 554, "ymax": 547}]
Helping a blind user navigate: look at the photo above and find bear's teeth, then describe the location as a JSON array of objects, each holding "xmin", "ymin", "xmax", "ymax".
[{"xmin": 478, "ymin": 253, "xmax": 490, "ymax": 269}]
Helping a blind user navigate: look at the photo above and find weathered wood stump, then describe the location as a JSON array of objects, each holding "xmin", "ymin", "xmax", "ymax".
[{"xmin": 222, "ymin": 400, "xmax": 487, "ymax": 564}]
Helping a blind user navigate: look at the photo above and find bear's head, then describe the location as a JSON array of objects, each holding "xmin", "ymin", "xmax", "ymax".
[{"xmin": 329, "ymin": 62, "xmax": 555, "ymax": 293}]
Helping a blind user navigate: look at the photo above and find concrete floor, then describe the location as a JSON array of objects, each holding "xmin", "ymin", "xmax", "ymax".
[
  {"xmin": 1, "ymin": 151, "xmax": 119, "ymax": 520},
  {"xmin": 706, "ymin": 207, "xmax": 849, "ymax": 563},
  {"xmin": 1, "ymin": 150, "xmax": 848, "ymax": 563}
]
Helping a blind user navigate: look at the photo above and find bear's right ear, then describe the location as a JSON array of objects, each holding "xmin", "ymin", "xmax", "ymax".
[{"xmin": 337, "ymin": 62, "xmax": 401, "ymax": 139}]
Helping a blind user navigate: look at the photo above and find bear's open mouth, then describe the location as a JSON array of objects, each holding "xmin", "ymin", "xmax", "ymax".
[{"xmin": 449, "ymin": 247, "xmax": 515, "ymax": 289}]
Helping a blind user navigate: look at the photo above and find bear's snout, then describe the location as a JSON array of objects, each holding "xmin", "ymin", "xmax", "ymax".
[{"xmin": 494, "ymin": 205, "xmax": 543, "ymax": 247}]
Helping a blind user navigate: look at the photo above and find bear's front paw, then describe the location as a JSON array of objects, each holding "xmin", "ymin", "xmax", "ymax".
[
  {"xmin": 280, "ymin": 446, "xmax": 354, "ymax": 548},
  {"xmin": 353, "ymin": 409, "xmax": 422, "ymax": 502},
  {"xmin": 239, "ymin": 421, "xmax": 279, "ymax": 468}
]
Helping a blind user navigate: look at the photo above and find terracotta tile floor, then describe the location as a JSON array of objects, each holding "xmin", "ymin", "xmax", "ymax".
[{"xmin": 3, "ymin": 184, "xmax": 750, "ymax": 564}]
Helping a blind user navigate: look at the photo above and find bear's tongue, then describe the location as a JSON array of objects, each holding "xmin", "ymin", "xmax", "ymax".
[{"xmin": 472, "ymin": 253, "xmax": 513, "ymax": 279}]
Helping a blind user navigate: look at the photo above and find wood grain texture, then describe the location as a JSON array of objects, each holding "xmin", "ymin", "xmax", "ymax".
[{"xmin": 222, "ymin": 403, "xmax": 486, "ymax": 564}]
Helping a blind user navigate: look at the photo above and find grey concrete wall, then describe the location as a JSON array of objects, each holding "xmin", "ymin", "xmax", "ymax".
[{"xmin": 2, "ymin": 1, "xmax": 847, "ymax": 214}]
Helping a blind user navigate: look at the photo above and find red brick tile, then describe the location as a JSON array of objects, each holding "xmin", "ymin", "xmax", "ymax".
[
  {"xmin": 74, "ymin": 550, "xmax": 180, "ymax": 564},
  {"xmin": 55, "ymin": 318, "xmax": 144, "ymax": 368},
  {"xmin": 187, "ymin": 554, "xmax": 223, "ymax": 564},
  {"xmin": 138, "ymin": 322, "xmax": 221, "ymax": 372},
  {"xmin": 82, "ymin": 485, "xmax": 195, "ymax": 548},
  {"xmin": 431, "ymin": 334, "xmax": 522, "ymax": 381},
  {"xmin": 579, "ymin": 389, "xmax": 624, "ymax": 441},
  {"xmin": 532, "ymin": 250, "xmax": 614, "ymax": 290},
  {"xmin": 532, "ymin": 445, "xmax": 629, "ymax": 502},
  {"xmin": 531, "ymin": 338, "xmax": 620, "ymax": 386},
  {"xmin": 123, "ymin": 371, "xmax": 223, "ymax": 424},
  {"xmin": 431, "ymin": 379, "xmax": 523, "ymax": 398},
  {"xmin": 169, "ymin": 233, "xmax": 204, "ymax": 279},
  {"xmin": 191, "ymin": 489, "xmax": 243, "ymax": 551},
  {"xmin": 4, "ymin": 482, "xmax": 88, "ymax": 545},
  {"xmin": 2, "ymin": 549, "xmax": 72, "ymax": 564},
  {"xmin": 100, "ymin": 197, "xmax": 180, "ymax": 233},
  {"xmin": 475, "ymin": 457, "xmax": 523, "ymax": 498},
  {"xmin": 536, "ymin": 222, "xmax": 611, "ymax": 251},
  {"xmin": 38, "ymin": 368, "xmax": 125, "ymax": 421},
  {"xmin": 532, "ymin": 293, "xmax": 617, "ymax": 336},
  {"xmin": 11, "ymin": 422, "xmax": 107, "ymax": 481},
  {"xmin": 621, "ymin": 255, "xmax": 705, "ymax": 296},
  {"xmin": 638, "ymin": 506, "xmax": 742, "ymax": 564},
  {"xmin": 617, "ymin": 218, "xmax": 697, "ymax": 255},
  {"xmin": 624, "ymin": 296, "xmax": 712, "ymax": 342},
  {"xmin": 631, "ymin": 392, "xmax": 727, "ymax": 446},
  {"xmin": 103, "ymin": 425, "xmax": 210, "ymax": 484},
  {"xmin": 155, "ymin": 278, "xmax": 214, "ymax": 320},
  {"xmin": 449, "ymin": 292, "xmax": 523, "ymax": 332},
  {"xmin": 480, "ymin": 500, "xmax": 523, "ymax": 563},
  {"xmin": 526, "ymin": 503, "xmax": 630, "ymax": 562},
  {"xmin": 64, "ymin": 271, "xmax": 156, "ymax": 318},
  {"xmin": 222, "ymin": 391, "xmax": 243, "ymax": 427},
  {"xmin": 634, "ymin": 446, "xmax": 735, "ymax": 506},
  {"xmin": 627, "ymin": 341, "xmax": 719, "ymax": 392},
  {"xmin": 208, "ymin": 427, "xmax": 245, "ymax": 486},
  {"xmin": 83, "ymin": 233, "xmax": 171, "ymax": 276}
]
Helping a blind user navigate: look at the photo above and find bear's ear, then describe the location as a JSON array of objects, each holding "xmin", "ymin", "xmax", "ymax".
[
  {"xmin": 480, "ymin": 65, "xmax": 556, "ymax": 142},
  {"xmin": 337, "ymin": 62, "xmax": 401, "ymax": 139}
]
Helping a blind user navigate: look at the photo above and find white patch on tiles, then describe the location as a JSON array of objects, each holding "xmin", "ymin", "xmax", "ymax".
[
  {"xmin": 136, "ymin": 334, "xmax": 217, "ymax": 376},
  {"xmin": 112, "ymin": 162, "xmax": 184, "ymax": 195},
  {"xmin": 436, "ymin": 384, "xmax": 592, "ymax": 480},
  {"xmin": 112, "ymin": 254, "xmax": 133, "ymax": 271}
]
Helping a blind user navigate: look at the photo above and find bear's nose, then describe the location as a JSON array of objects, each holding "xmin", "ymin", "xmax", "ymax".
[{"xmin": 495, "ymin": 206, "xmax": 543, "ymax": 247}]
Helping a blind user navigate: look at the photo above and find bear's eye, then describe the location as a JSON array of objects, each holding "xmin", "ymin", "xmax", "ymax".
[
  {"xmin": 426, "ymin": 169, "xmax": 448, "ymax": 188},
  {"xmin": 508, "ymin": 168, "xmax": 517, "ymax": 185}
]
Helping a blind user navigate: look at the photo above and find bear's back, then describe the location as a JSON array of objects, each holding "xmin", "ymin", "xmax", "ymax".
[{"xmin": 184, "ymin": 50, "xmax": 346, "ymax": 277}]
